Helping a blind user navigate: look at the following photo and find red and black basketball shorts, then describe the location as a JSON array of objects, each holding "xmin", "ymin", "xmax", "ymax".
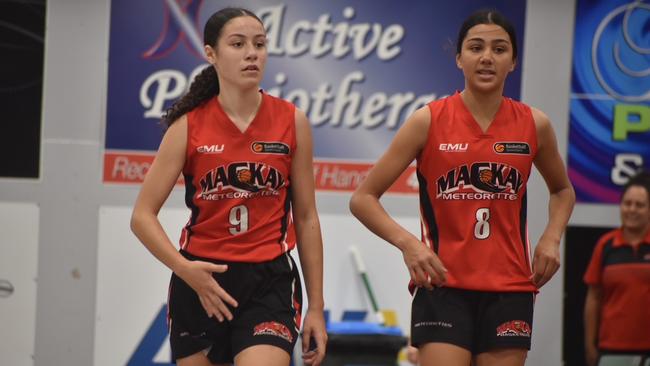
[
  {"xmin": 411, "ymin": 287, "xmax": 534, "ymax": 354},
  {"xmin": 167, "ymin": 250, "xmax": 303, "ymax": 364}
]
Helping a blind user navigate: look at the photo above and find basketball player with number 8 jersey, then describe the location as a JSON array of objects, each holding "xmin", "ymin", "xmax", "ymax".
[
  {"xmin": 417, "ymin": 92, "xmax": 538, "ymax": 293},
  {"xmin": 350, "ymin": 9, "xmax": 575, "ymax": 366}
]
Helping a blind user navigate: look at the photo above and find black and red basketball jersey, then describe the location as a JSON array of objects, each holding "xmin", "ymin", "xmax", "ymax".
[
  {"xmin": 416, "ymin": 92, "xmax": 538, "ymax": 292},
  {"xmin": 584, "ymin": 229, "xmax": 650, "ymax": 351},
  {"xmin": 179, "ymin": 91, "xmax": 297, "ymax": 262}
]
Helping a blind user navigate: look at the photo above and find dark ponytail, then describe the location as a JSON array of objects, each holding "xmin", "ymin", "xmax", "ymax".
[
  {"xmin": 162, "ymin": 66, "xmax": 219, "ymax": 127},
  {"xmin": 162, "ymin": 7, "xmax": 262, "ymax": 128}
]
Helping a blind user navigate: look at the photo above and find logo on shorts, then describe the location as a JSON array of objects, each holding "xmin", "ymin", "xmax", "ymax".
[
  {"xmin": 496, "ymin": 320, "xmax": 531, "ymax": 337},
  {"xmin": 251, "ymin": 142, "xmax": 290, "ymax": 155},
  {"xmin": 253, "ymin": 321, "xmax": 293, "ymax": 343},
  {"xmin": 414, "ymin": 321, "xmax": 453, "ymax": 328},
  {"xmin": 178, "ymin": 331, "xmax": 206, "ymax": 338}
]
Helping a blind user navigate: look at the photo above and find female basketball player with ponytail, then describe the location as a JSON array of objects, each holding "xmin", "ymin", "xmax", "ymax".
[
  {"xmin": 350, "ymin": 10, "xmax": 575, "ymax": 366},
  {"xmin": 131, "ymin": 7, "xmax": 326, "ymax": 366}
]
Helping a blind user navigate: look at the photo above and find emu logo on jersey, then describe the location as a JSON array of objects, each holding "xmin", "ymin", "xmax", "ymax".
[
  {"xmin": 439, "ymin": 143, "xmax": 469, "ymax": 152},
  {"xmin": 198, "ymin": 162, "xmax": 285, "ymax": 200},
  {"xmin": 436, "ymin": 162, "xmax": 524, "ymax": 200},
  {"xmin": 197, "ymin": 144, "xmax": 224, "ymax": 154}
]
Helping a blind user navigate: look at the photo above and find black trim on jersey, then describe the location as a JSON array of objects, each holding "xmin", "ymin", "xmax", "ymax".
[
  {"xmin": 417, "ymin": 169, "xmax": 439, "ymax": 253},
  {"xmin": 183, "ymin": 173, "xmax": 200, "ymax": 247},
  {"xmin": 278, "ymin": 186, "xmax": 292, "ymax": 246},
  {"xmin": 519, "ymin": 192, "xmax": 529, "ymax": 269},
  {"xmin": 601, "ymin": 239, "xmax": 650, "ymax": 267},
  {"xmin": 600, "ymin": 239, "xmax": 616, "ymax": 269}
]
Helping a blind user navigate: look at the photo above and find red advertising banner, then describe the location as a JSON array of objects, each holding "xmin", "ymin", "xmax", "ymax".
[{"xmin": 104, "ymin": 150, "xmax": 417, "ymax": 193}]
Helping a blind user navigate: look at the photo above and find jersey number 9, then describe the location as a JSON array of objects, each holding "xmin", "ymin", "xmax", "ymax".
[{"xmin": 229, "ymin": 205, "xmax": 249, "ymax": 235}]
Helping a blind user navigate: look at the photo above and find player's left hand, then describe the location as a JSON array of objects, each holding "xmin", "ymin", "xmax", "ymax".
[
  {"xmin": 530, "ymin": 236, "xmax": 561, "ymax": 288},
  {"xmin": 301, "ymin": 307, "xmax": 328, "ymax": 366}
]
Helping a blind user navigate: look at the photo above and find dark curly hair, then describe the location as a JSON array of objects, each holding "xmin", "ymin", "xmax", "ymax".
[
  {"xmin": 456, "ymin": 9, "xmax": 518, "ymax": 61},
  {"xmin": 162, "ymin": 7, "xmax": 263, "ymax": 127}
]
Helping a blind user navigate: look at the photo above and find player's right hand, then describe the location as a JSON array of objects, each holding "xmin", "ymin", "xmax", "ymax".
[
  {"xmin": 176, "ymin": 260, "xmax": 238, "ymax": 322},
  {"xmin": 401, "ymin": 240, "xmax": 447, "ymax": 289}
]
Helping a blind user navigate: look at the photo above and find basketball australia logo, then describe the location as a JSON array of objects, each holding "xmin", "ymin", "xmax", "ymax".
[
  {"xmin": 592, "ymin": 1, "xmax": 650, "ymax": 102},
  {"xmin": 251, "ymin": 141, "xmax": 291, "ymax": 155}
]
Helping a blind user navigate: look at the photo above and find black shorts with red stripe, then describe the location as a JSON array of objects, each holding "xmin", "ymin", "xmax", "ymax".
[
  {"xmin": 168, "ymin": 250, "xmax": 302, "ymax": 363},
  {"xmin": 411, "ymin": 287, "xmax": 534, "ymax": 354}
]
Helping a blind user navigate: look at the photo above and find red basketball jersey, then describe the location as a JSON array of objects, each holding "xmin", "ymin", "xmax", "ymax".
[
  {"xmin": 179, "ymin": 92, "xmax": 297, "ymax": 262},
  {"xmin": 416, "ymin": 92, "xmax": 538, "ymax": 292}
]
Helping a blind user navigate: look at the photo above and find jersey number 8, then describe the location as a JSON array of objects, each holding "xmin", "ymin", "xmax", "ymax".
[{"xmin": 474, "ymin": 208, "xmax": 490, "ymax": 240}]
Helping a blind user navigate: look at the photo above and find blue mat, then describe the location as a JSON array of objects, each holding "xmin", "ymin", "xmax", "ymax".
[{"xmin": 327, "ymin": 321, "xmax": 403, "ymax": 336}]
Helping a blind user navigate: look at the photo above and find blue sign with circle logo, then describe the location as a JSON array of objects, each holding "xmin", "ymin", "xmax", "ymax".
[{"xmin": 568, "ymin": 0, "xmax": 650, "ymax": 203}]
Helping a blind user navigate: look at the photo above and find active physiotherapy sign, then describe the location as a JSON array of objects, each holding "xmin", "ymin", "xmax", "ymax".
[
  {"xmin": 568, "ymin": 0, "xmax": 650, "ymax": 203},
  {"xmin": 103, "ymin": 0, "xmax": 525, "ymax": 192}
]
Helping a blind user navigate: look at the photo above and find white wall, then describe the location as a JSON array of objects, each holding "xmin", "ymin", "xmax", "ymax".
[
  {"xmin": 0, "ymin": 203, "xmax": 39, "ymax": 366},
  {"xmin": 521, "ymin": 1, "xmax": 574, "ymax": 365},
  {"xmin": 0, "ymin": 0, "xmax": 604, "ymax": 365}
]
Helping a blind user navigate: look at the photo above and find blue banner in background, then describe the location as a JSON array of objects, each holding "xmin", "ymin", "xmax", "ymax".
[
  {"xmin": 568, "ymin": 0, "xmax": 650, "ymax": 203},
  {"xmin": 104, "ymin": 0, "xmax": 526, "ymax": 190}
]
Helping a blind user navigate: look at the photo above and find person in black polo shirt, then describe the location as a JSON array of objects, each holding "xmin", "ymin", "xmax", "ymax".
[{"xmin": 583, "ymin": 172, "xmax": 650, "ymax": 366}]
